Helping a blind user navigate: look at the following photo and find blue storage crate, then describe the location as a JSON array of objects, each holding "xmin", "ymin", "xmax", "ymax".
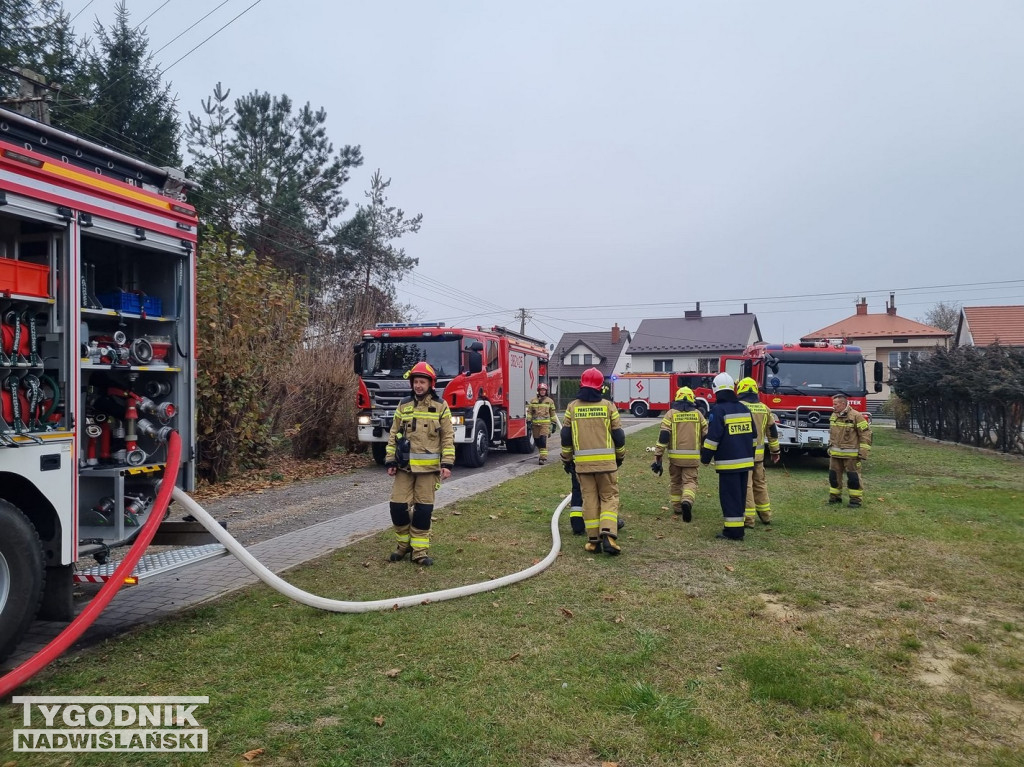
[
  {"xmin": 142, "ymin": 295, "xmax": 162, "ymax": 316},
  {"xmin": 97, "ymin": 291, "xmax": 141, "ymax": 314}
]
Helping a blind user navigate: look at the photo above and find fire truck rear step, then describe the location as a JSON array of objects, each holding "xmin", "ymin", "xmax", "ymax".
[{"xmin": 73, "ymin": 544, "xmax": 227, "ymax": 584}]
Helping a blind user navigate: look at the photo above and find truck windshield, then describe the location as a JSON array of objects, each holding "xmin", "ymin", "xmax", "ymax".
[
  {"xmin": 765, "ymin": 360, "xmax": 866, "ymax": 396},
  {"xmin": 360, "ymin": 339, "xmax": 461, "ymax": 379}
]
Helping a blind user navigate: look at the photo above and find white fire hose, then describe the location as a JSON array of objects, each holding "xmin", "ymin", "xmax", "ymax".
[{"xmin": 171, "ymin": 487, "xmax": 569, "ymax": 612}]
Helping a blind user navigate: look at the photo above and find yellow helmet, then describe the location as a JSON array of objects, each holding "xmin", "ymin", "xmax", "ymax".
[
  {"xmin": 736, "ymin": 377, "xmax": 759, "ymax": 395},
  {"xmin": 674, "ymin": 386, "xmax": 695, "ymax": 403}
]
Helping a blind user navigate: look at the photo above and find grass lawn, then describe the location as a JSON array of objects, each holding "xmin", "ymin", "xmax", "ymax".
[{"xmin": 2, "ymin": 428, "xmax": 1023, "ymax": 766}]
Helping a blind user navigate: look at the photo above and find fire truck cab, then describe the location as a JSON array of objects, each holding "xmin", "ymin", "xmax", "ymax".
[
  {"xmin": 354, "ymin": 323, "xmax": 548, "ymax": 468},
  {"xmin": 720, "ymin": 341, "xmax": 883, "ymax": 455}
]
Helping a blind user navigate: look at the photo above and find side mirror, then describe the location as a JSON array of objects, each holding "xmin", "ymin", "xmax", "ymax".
[
  {"xmin": 353, "ymin": 343, "xmax": 362, "ymax": 376},
  {"xmin": 873, "ymin": 360, "xmax": 884, "ymax": 383},
  {"xmin": 467, "ymin": 351, "xmax": 483, "ymax": 375},
  {"xmin": 874, "ymin": 381, "xmax": 883, "ymax": 393}
]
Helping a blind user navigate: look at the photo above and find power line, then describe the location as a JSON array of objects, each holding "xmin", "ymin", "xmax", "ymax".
[
  {"xmin": 70, "ymin": 0, "xmax": 96, "ymax": 24},
  {"xmin": 161, "ymin": 0, "xmax": 266, "ymax": 74},
  {"xmin": 134, "ymin": 0, "xmax": 173, "ymax": 30}
]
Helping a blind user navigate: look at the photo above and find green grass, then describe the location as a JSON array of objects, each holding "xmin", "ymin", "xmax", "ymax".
[{"xmin": 2, "ymin": 428, "xmax": 1023, "ymax": 766}]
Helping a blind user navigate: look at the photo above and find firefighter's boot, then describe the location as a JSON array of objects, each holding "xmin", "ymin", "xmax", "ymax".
[
  {"xmin": 388, "ymin": 502, "xmax": 412, "ymax": 561},
  {"xmin": 584, "ymin": 538, "xmax": 600, "ymax": 553},
  {"xmin": 671, "ymin": 501, "xmax": 683, "ymax": 516},
  {"xmin": 617, "ymin": 517, "xmax": 625, "ymax": 531},
  {"xmin": 681, "ymin": 500, "xmax": 693, "ymax": 523},
  {"xmin": 744, "ymin": 514, "xmax": 756, "ymax": 528},
  {"xmin": 601, "ymin": 533, "xmax": 621, "ymax": 556}
]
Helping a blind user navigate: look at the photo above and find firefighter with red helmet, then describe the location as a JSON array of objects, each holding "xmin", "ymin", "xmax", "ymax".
[
  {"xmin": 736, "ymin": 377, "xmax": 780, "ymax": 526},
  {"xmin": 384, "ymin": 361, "xmax": 455, "ymax": 565},
  {"xmin": 560, "ymin": 367, "xmax": 626, "ymax": 555},
  {"xmin": 700, "ymin": 373, "xmax": 756, "ymax": 541},
  {"xmin": 650, "ymin": 386, "xmax": 708, "ymax": 522},
  {"xmin": 828, "ymin": 393, "xmax": 872, "ymax": 507},
  {"xmin": 527, "ymin": 382, "xmax": 558, "ymax": 465}
]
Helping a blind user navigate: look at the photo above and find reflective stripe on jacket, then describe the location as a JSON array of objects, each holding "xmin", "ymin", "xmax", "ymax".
[
  {"xmin": 742, "ymin": 400, "xmax": 780, "ymax": 462},
  {"xmin": 700, "ymin": 397, "xmax": 756, "ymax": 473},
  {"xmin": 561, "ymin": 399, "xmax": 623, "ymax": 473},
  {"xmin": 528, "ymin": 396, "xmax": 558, "ymax": 424},
  {"xmin": 655, "ymin": 406, "xmax": 708, "ymax": 467},
  {"xmin": 828, "ymin": 407, "xmax": 872, "ymax": 459},
  {"xmin": 386, "ymin": 393, "xmax": 455, "ymax": 472}
]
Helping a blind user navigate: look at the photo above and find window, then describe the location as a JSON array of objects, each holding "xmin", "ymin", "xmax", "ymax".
[
  {"xmin": 583, "ymin": 354, "xmax": 593, "ymax": 365},
  {"xmin": 698, "ymin": 357, "xmax": 717, "ymax": 373},
  {"xmin": 570, "ymin": 354, "xmax": 580, "ymax": 365},
  {"xmin": 654, "ymin": 359, "xmax": 673, "ymax": 372},
  {"xmin": 487, "ymin": 340, "xmax": 500, "ymax": 372},
  {"xmin": 889, "ymin": 351, "xmax": 923, "ymax": 370}
]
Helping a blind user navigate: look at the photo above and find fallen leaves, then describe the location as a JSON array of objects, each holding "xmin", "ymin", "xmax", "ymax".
[
  {"xmin": 508, "ymin": 652, "xmax": 521, "ymax": 661},
  {"xmin": 724, "ymin": 565, "xmax": 735, "ymax": 572},
  {"xmin": 373, "ymin": 716, "xmax": 385, "ymax": 727},
  {"xmin": 242, "ymin": 747, "xmax": 264, "ymax": 761},
  {"xmin": 560, "ymin": 607, "xmax": 574, "ymax": 619},
  {"xmin": 614, "ymin": 615, "xmax": 625, "ymax": 624},
  {"xmin": 385, "ymin": 668, "xmax": 401, "ymax": 678}
]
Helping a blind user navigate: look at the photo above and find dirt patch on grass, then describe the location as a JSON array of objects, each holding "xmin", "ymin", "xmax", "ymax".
[{"xmin": 915, "ymin": 648, "xmax": 968, "ymax": 689}]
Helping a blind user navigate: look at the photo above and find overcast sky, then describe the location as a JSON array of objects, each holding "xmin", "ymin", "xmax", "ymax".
[{"xmin": 72, "ymin": 0, "xmax": 1024, "ymax": 348}]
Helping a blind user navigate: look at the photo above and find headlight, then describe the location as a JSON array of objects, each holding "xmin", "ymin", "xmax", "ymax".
[
  {"xmin": 450, "ymin": 414, "xmax": 465, "ymax": 426},
  {"xmin": 357, "ymin": 415, "xmax": 372, "ymax": 425}
]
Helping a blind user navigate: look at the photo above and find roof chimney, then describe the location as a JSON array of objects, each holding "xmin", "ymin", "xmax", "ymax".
[
  {"xmin": 743, "ymin": 303, "xmax": 748, "ymax": 314},
  {"xmin": 611, "ymin": 323, "xmax": 620, "ymax": 344},
  {"xmin": 856, "ymin": 297, "xmax": 867, "ymax": 316},
  {"xmin": 684, "ymin": 301, "xmax": 702, "ymax": 319},
  {"xmin": 887, "ymin": 292, "xmax": 897, "ymax": 316}
]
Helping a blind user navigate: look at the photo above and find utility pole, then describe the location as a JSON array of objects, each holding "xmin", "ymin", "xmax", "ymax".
[{"xmin": 515, "ymin": 307, "xmax": 532, "ymax": 335}]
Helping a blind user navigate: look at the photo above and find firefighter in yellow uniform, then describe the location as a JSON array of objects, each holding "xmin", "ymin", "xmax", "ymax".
[
  {"xmin": 828, "ymin": 393, "xmax": 872, "ymax": 507},
  {"xmin": 385, "ymin": 362, "xmax": 455, "ymax": 565},
  {"xmin": 650, "ymin": 387, "xmax": 708, "ymax": 522},
  {"xmin": 527, "ymin": 382, "xmax": 558, "ymax": 464},
  {"xmin": 561, "ymin": 367, "xmax": 626, "ymax": 555},
  {"xmin": 737, "ymin": 377, "xmax": 781, "ymax": 526}
]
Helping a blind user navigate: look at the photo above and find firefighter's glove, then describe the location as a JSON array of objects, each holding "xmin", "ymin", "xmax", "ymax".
[
  {"xmin": 563, "ymin": 460, "xmax": 574, "ymax": 475},
  {"xmin": 384, "ymin": 460, "xmax": 398, "ymax": 471},
  {"xmin": 550, "ymin": 423, "xmax": 556, "ymax": 435},
  {"xmin": 616, "ymin": 456, "xmax": 624, "ymax": 467},
  {"xmin": 650, "ymin": 460, "xmax": 663, "ymax": 476}
]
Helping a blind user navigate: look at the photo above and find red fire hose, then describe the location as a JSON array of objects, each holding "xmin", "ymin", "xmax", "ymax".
[{"xmin": 0, "ymin": 431, "xmax": 182, "ymax": 698}]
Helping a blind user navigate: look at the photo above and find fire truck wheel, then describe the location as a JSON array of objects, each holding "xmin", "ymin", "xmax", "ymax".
[
  {"xmin": 630, "ymin": 401, "xmax": 649, "ymax": 418},
  {"xmin": 507, "ymin": 432, "xmax": 534, "ymax": 454},
  {"xmin": 459, "ymin": 419, "xmax": 489, "ymax": 468},
  {"xmin": 371, "ymin": 442, "xmax": 387, "ymax": 466},
  {"xmin": 0, "ymin": 501, "xmax": 45, "ymax": 664}
]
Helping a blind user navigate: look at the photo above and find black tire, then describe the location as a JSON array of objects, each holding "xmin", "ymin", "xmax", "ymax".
[
  {"xmin": 0, "ymin": 501, "xmax": 45, "ymax": 664},
  {"xmin": 459, "ymin": 419, "xmax": 489, "ymax": 468},
  {"xmin": 630, "ymin": 401, "xmax": 649, "ymax": 418},
  {"xmin": 371, "ymin": 442, "xmax": 387, "ymax": 466},
  {"xmin": 507, "ymin": 431, "xmax": 535, "ymax": 454}
]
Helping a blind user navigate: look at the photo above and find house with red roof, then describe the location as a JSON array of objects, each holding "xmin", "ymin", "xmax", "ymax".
[
  {"xmin": 801, "ymin": 293, "xmax": 951, "ymax": 404},
  {"xmin": 954, "ymin": 306, "xmax": 1024, "ymax": 349}
]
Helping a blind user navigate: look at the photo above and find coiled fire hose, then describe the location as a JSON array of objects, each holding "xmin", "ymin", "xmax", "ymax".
[{"xmin": 170, "ymin": 486, "xmax": 570, "ymax": 613}]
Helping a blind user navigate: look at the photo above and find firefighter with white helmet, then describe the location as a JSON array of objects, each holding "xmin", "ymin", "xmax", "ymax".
[
  {"xmin": 384, "ymin": 361, "xmax": 455, "ymax": 565},
  {"xmin": 736, "ymin": 376, "xmax": 781, "ymax": 526},
  {"xmin": 561, "ymin": 367, "xmax": 627, "ymax": 555},
  {"xmin": 651, "ymin": 386, "xmax": 708, "ymax": 522},
  {"xmin": 828, "ymin": 393, "xmax": 872, "ymax": 507},
  {"xmin": 527, "ymin": 382, "xmax": 558, "ymax": 465},
  {"xmin": 700, "ymin": 372, "xmax": 757, "ymax": 541}
]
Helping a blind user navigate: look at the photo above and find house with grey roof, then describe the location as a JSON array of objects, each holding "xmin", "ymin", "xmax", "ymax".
[
  {"xmin": 548, "ymin": 324, "xmax": 631, "ymax": 397},
  {"xmin": 628, "ymin": 304, "xmax": 762, "ymax": 374}
]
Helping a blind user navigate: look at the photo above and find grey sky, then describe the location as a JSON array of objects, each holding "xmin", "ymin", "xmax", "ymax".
[{"xmin": 75, "ymin": 0, "xmax": 1024, "ymax": 347}]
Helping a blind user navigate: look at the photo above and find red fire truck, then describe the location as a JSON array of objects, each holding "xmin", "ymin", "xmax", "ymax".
[
  {"xmin": 611, "ymin": 372, "xmax": 715, "ymax": 418},
  {"xmin": 0, "ymin": 107, "xmax": 200, "ymax": 664},
  {"xmin": 720, "ymin": 342, "xmax": 883, "ymax": 455},
  {"xmin": 355, "ymin": 323, "xmax": 549, "ymax": 467}
]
